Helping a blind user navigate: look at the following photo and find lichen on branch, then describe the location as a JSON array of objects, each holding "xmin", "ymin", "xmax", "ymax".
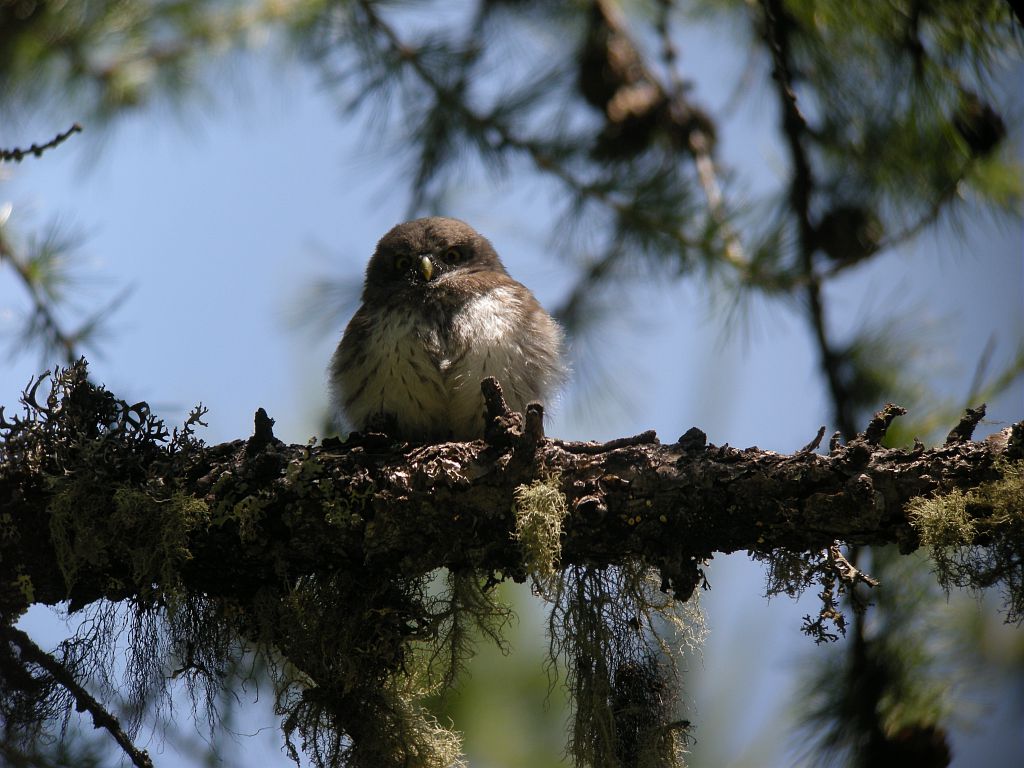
[
  {"xmin": 908, "ymin": 458, "xmax": 1024, "ymax": 622},
  {"xmin": 1, "ymin": 361, "xmax": 1022, "ymax": 767},
  {"xmin": 514, "ymin": 474, "xmax": 568, "ymax": 582}
]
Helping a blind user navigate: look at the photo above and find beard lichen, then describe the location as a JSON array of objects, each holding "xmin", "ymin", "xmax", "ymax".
[
  {"xmin": 540, "ymin": 561, "xmax": 704, "ymax": 768},
  {"xmin": 259, "ymin": 572, "xmax": 471, "ymax": 768},
  {"xmin": 514, "ymin": 473, "xmax": 568, "ymax": 582},
  {"xmin": 907, "ymin": 458, "xmax": 1024, "ymax": 623}
]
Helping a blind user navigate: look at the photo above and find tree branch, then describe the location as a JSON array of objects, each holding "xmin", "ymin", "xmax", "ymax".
[
  {"xmin": 2, "ymin": 367, "xmax": 1021, "ymax": 767},
  {"xmin": 0, "ymin": 625, "xmax": 154, "ymax": 768},
  {"xmin": 2, "ymin": 374, "xmax": 1020, "ymax": 616}
]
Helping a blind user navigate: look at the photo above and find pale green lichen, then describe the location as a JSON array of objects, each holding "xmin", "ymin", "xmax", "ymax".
[
  {"xmin": 908, "ymin": 459, "xmax": 1024, "ymax": 622},
  {"xmin": 48, "ymin": 480, "xmax": 208, "ymax": 597},
  {"xmin": 230, "ymin": 494, "xmax": 269, "ymax": 545},
  {"xmin": 261, "ymin": 566, "xmax": 486, "ymax": 768},
  {"xmin": 285, "ymin": 449, "xmax": 324, "ymax": 489},
  {"xmin": 14, "ymin": 573, "xmax": 34, "ymax": 604},
  {"xmin": 113, "ymin": 487, "xmax": 208, "ymax": 585},
  {"xmin": 282, "ymin": 450, "xmax": 372, "ymax": 528},
  {"xmin": 513, "ymin": 474, "xmax": 568, "ymax": 582}
]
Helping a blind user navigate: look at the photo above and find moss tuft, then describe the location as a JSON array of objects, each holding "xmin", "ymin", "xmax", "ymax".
[
  {"xmin": 908, "ymin": 459, "xmax": 1024, "ymax": 622},
  {"xmin": 48, "ymin": 480, "xmax": 208, "ymax": 598},
  {"xmin": 513, "ymin": 475, "xmax": 568, "ymax": 581}
]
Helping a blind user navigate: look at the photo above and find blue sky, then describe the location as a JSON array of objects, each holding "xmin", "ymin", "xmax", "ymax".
[{"xmin": 2, "ymin": 17, "xmax": 1022, "ymax": 768}]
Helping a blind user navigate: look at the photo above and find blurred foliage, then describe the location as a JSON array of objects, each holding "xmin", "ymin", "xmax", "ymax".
[
  {"xmin": 796, "ymin": 549, "xmax": 956, "ymax": 768},
  {"xmin": 1, "ymin": 1, "xmax": 1022, "ymax": 767},
  {"xmin": 0, "ymin": 728, "xmax": 107, "ymax": 768},
  {"xmin": 0, "ymin": 0, "xmax": 324, "ymax": 120}
]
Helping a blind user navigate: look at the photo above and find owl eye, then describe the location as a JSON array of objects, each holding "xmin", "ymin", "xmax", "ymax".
[
  {"xmin": 394, "ymin": 255, "xmax": 411, "ymax": 271},
  {"xmin": 443, "ymin": 248, "xmax": 463, "ymax": 264}
]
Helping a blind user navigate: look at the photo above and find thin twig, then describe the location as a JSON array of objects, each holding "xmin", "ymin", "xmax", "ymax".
[
  {"xmin": 1, "ymin": 625, "xmax": 155, "ymax": 768},
  {"xmin": 552, "ymin": 430, "xmax": 660, "ymax": 454},
  {"xmin": 0, "ymin": 124, "xmax": 82, "ymax": 163},
  {"xmin": 656, "ymin": 0, "xmax": 748, "ymax": 270},
  {"xmin": 797, "ymin": 425, "xmax": 827, "ymax": 455},
  {"xmin": 759, "ymin": 0, "xmax": 857, "ymax": 438}
]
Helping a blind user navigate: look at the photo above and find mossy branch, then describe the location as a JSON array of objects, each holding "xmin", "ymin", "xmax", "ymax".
[
  {"xmin": 2, "ymin": 367, "xmax": 1021, "ymax": 619},
  {"xmin": 2, "ymin": 363, "xmax": 1022, "ymax": 767},
  {"xmin": 908, "ymin": 458, "xmax": 1024, "ymax": 621}
]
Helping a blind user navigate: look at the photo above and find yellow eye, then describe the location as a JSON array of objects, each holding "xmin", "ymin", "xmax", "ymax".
[
  {"xmin": 394, "ymin": 255, "xmax": 410, "ymax": 271},
  {"xmin": 444, "ymin": 248, "xmax": 462, "ymax": 264}
]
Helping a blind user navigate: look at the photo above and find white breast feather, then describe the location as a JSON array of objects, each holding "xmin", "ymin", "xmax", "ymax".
[{"xmin": 447, "ymin": 286, "xmax": 531, "ymax": 437}]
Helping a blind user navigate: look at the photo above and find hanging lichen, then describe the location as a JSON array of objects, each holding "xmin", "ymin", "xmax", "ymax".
[
  {"xmin": 908, "ymin": 459, "xmax": 1024, "ymax": 623},
  {"xmin": 514, "ymin": 473, "xmax": 568, "ymax": 582},
  {"xmin": 540, "ymin": 561, "xmax": 705, "ymax": 768}
]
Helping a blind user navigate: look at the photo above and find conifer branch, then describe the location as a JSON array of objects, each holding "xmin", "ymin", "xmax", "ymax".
[
  {"xmin": 759, "ymin": 0, "xmax": 856, "ymax": 438},
  {"xmin": 0, "ymin": 625, "xmax": 154, "ymax": 768},
  {"xmin": 2, "ymin": 367, "xmax": 1020, "ymax": 617},
  {"xmin": 0, "ymin": 227, "xmax": 80, "ymax": 364}
]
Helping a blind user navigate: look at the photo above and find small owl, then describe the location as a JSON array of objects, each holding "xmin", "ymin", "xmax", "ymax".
[{"xmin": 329, "ymin": 217, "xmax": 567, "ymax": 441}]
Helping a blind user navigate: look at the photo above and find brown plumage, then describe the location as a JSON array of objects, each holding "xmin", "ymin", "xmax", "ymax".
[{"xmin": 329, "ymin": 217, "xmax": 567, "ymax": 441}]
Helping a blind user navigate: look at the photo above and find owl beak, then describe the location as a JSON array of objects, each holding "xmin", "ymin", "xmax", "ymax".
[{"xmin": 419, "ymin": 255, "xmax": 434, "ymax": 281}]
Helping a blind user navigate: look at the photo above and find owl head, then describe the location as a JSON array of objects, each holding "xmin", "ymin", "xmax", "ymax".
[{"xmin": 361, "ymin": 217, "xmax": 509, "ymax": 303}]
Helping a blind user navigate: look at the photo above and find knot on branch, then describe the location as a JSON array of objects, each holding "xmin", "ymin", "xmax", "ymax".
[
  {"xmin": 657, "ymin": 560, "xmax": 707, "ymax": 603},
  {"xmin": 481, "ymin": 378, "xmax": 546, "ymax": 465},
  {"xmin": 482, "ymin": 376, "xmax": 522, "ymax": 447},
  {"xmin": 829, "ymin": 430, "xmax": 843, "ymax": 454},
  {"xmin": 829, "ymin": 404, "xmax": 905, "ymax": 469},
  {"xmin": 677, "ymin": 427, "xmax": 707, "ymax": 453},
  {"xmin": 1009, "ymin": 423, "xmax": 1024, "ymax": 460},
  {"xmin": 945, "ymin": 404, "xmax": 986, "ymax": 445},
  {"xmin": 862, "ymin": 403, "xmax": 907, "ymax": 445},
  {"xmin": 247, "ymin": 407, "xmax": 279, "ymax": 455}
]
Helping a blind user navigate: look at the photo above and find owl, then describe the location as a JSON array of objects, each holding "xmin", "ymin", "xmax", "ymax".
[{"xmin": 330, "ymin": 217, "xmax": 567, "ymax": 441}]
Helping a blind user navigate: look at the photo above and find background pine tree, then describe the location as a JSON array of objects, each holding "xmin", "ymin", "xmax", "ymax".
[{"xmin": 2, "ymin": 1, "xmax": 1022, "ymax": 766}]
